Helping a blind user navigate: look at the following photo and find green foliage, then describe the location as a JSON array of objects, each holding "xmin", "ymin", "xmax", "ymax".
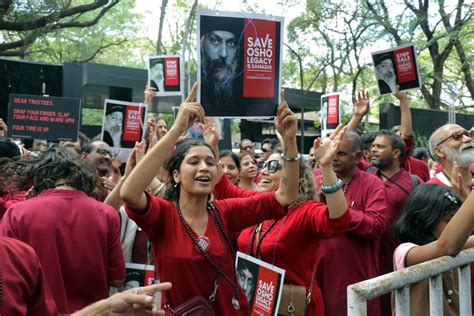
[{"xmin": 81, "ymin": 108, "xmax": 103, "ymax": 126}]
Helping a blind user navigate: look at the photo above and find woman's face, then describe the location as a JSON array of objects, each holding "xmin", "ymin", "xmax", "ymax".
[
  {"xmin": 259, "ymin": 153, "xmax": 283, "ymax": 192},
  {"xmin": 221, "ymin": 156, "xmax": 239, "ymax": 184},
  {"xmin": 239, "ymin": 154, "xmax": 258, "ymax": 180},
  {"xmin": 173, "ymin": 146, "xmax": 218, "ymax": 196}
]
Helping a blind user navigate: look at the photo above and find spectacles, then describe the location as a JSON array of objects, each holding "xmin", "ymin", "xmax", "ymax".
[
  {"xmin": 436, "ymin": 130, "xmax": 473, "ymax": 147},
  {"xmin": 260, "ymin": 160, "xmax": 281, "ymax": 173},
  {"xmin": 94, "ymin": 148, "xmax": 115, "ymax": 158}
]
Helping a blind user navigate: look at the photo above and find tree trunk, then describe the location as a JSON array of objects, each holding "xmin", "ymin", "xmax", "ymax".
[{"xmin": 156, "ymin": 0, "xmax": 168, "ymax": 55}]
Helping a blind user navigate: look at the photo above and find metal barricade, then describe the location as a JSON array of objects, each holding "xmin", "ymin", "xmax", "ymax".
[{"xmin": 347, "ymin": 248, "xmax": 474, "ymax": 315}]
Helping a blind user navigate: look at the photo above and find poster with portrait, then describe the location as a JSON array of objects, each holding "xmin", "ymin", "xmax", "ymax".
[
  {"xmin": 371, "ymin": 44, "xmax": 421, "ymax": 96},
  {"xmin": 148, "ymin": 55, "xmax": 183, "ymax": 97},
  {"xmin": 100, "ymin": 99, "xmax": 147, "ymax": 162},
  {"xmin": 320, "ymin": 92, "xmax": 341, "ymax": 139},
  {"xmin": 121, "ymin": 263, "xmax": 156, "ymax": 290},
  {"xmin": 235, "ymin": 251, "xmax": 285, "ymax": 316},
  {"xmin": 198, "ymin": 10, "xmax": 284, "ymax": 118}
]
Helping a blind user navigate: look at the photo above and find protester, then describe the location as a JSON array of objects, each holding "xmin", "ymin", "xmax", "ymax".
[
  {"xmin": 394, "ymin": 186, "xmax": 474, "ymax": 315},
  {"xmin": 239, "ymin": 138, "xmax": 255, "ymax": 158},
  {"xmin": 120, "ymin": 84, "xmax": 299, "ymax": 315},
  {"xmin": 213, "ymin": 125, "xmax": 350, "ymax": 315},
  {"xmin": 370, "ymin": 129, "xmax": 421, "ymax": 315},
  {"xmin": 238, "ymin": 153, "xmax": 259, "ymax": 191},
  {"xmin": 260, "ymin": 138, "xmax": 278, "ymax": 161},
  {"xmin": 1, "ymin": 147, "xmax": 125, "ymax": 314},
  {"xmin": 314, "ymin": 129, "xmax": 388, "ymax": 316},
  {"xmin": 219, "ymin": 150, "xmax": 240, "ymax": 185}
]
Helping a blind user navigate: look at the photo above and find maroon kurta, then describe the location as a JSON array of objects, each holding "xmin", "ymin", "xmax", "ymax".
[
  {"xmin": 402, "ymin": 137, "xmax": 430, "ymax": 182},
  {"xmin": 1, "ymin": 237, "xmax": 58, "ymax": 316},
  {"xmin": 2, "ymin": 189, "xmax": 125, "ymax": 314},
  {"xmin": 125, "ymin": 191, "xmax": 287, "ymax": 316},
  {"xmin": 315, "ymin": 168, "xmax": 388, "ymax": 316}
]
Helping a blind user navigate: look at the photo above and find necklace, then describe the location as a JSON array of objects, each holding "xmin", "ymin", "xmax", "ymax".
[
  {"xmin": 176, "ymin": 200, "xmax": 240, "ymax": 310},
  {"xmin": 248, "ymin": 220, "xmax": 278, "ymax": 258},
  {"xmin": 343, "ymin": 172, "xmax": 355, "ymax": 194}
]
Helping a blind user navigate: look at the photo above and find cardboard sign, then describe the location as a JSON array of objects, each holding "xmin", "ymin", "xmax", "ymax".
[
  {"xmin": 148, "ymin": 55, "xmax": 183, "ymax": 97},
  {"xmin": 320, "ymin": 93, "xmax": 341, "ymax": 138},
  {"xmin": 371, "ymin": 44, "xmax": 421, "ymax": 96},
  {"xmin": 198, "ymin": 10, "xmax": 284, "ymax": 118},
  {"xmin": 121, "ymin": 263, "xmax": 156, "ymax": 290},
  {"xmin": 235, "ymin": 251, "xmax": 285, "ymax": 316},
  {"xmin": 7, "ymin": 94, "xmax": 81, "ymax": 141}
]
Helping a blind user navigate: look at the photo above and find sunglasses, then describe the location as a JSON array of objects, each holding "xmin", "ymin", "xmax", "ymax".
[
  {"xmin": 436, "ymin": 129, "xmax": 473, "ymax": 147},
  {"xmin": 260, "ymin": 160, "xmax": 282, "ymax": 173}
]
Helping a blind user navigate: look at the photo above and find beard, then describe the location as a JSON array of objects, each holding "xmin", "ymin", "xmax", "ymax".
[
  {"xmin": 202, "ymin": 54, "xmax": 238, "ymax": 104},
  {"xmin": 442, "ymin": 142, "xmax": 474, "ymax": 167}
]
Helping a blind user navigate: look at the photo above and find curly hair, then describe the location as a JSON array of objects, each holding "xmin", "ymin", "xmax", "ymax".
[
  {"xmin": 292, "ymin": 159, "xmax": 316, "ymax": 207},
  {"xmin": 6, "ymin": 146, "xmax": 99, "ymax": 197}
]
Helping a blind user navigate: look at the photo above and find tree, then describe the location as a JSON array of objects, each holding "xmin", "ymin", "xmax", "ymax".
[{"xmin": 0, "ymin": 0, "xmax": 121, "ymax": 58}]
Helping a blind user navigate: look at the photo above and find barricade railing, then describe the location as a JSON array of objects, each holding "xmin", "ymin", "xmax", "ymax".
[{"xmin": 347, "ymin": 247, "xmax": 474, "ymax": 315}]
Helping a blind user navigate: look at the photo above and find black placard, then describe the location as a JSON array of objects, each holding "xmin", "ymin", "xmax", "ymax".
[{"xmin": 7, "ymin": 94, "xmax": 81, "ymax": 141}]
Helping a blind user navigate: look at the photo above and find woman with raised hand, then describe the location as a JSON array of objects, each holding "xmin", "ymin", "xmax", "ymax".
[
  {"xmin": 213, "ymin": 122, "xmax": 350, "ymax": 315},
  {"xmin": 120, "ymin": 83, "xmax": 299, "ymax": 315}
]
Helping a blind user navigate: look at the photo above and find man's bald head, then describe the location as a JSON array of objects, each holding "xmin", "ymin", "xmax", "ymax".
[{"xmin": 429, "ymin": 124, "xmax": 474, "ymax": 167}]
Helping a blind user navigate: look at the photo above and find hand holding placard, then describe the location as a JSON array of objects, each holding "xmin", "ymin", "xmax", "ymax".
[{"xmin": 173, "ymin": 83, "xmax": 205, "ymax": 135}]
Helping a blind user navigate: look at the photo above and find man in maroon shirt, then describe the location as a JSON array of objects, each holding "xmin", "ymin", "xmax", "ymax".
[
  {"xmin": 315, "ymin": 130, "xmax": 388, "ymax": 316},
  {"xmin": 2, "ymin": 147, "xmax": 125, "ymax": 314},
  {"xmin": 370, "ymin": 129, "xmax": 421, "ymax": 315}
]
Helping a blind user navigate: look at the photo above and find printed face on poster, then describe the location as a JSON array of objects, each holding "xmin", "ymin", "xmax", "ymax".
[
  {"xmin": 371, "ymin": 44, "xmax": 421, "ymax": 96},
  {"xmin": 148, "ymin": 55, "xmax": 183, "ymax": 96},
  {"xmin": 7, "ymin": 94, "xmax": 81, "ymax": 142},
  {"xmin": 235, "ymin": 251, "xmax": 285, "ymax": 316},
  {"xmin": 120, "ymin": 263, "xmax": 156, "ymax": 291},
  {"xmin": 100, "ymin": 99, "xmax": 147, "ymax": 162},
  {"xmin": 198, "ymin": 10, "xmax": 284, "ymax": 118}
]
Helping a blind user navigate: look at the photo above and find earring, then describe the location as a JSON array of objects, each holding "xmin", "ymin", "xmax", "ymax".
[{"xmin": 174, "ymin": 182, "xmax": 178, "ymax": 188}]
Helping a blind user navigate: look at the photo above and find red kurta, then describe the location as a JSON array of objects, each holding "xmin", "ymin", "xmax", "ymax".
[
  {"xmin": 125, "ymin": 191, "xmax": 287, "ymax": 316},
  {"xmin": 0, "ymin": 188, "xmax": 26, "ymax": 231},
  {"xmin": 1, "ymin": 189, "xmax": 125, "ymax": 314},
  {"xmin": 215, "ymin": 174, "xmax": 352, "ymax": 315},
  {"xmin": 1, "ymin": 237, "xmax": 58, "ymax": 316},
  {"xmin": 369, "ymin": 168, "xmax": 419, "ymax": 315},
  {"xmin": 315, "ymin": 168, "xmax": 388, "ymax": 316}
]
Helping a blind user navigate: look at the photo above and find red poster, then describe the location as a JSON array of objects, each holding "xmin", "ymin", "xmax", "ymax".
[
  {"xmin": 327, "ymin": 95, "xmax": 339, "ymax": 125},
  {"xmin": 251, "ymin": 266, "xmax": 279, "ymax": 315},
  {"xmin": 123, "ymin": 106, "xmax": 144, "ymax": 142},
  {"xmin": 394, "ymin": 46, "xmax": 416, "ymax": 83},
  {"xmin": 164, "ymin": 57, "xmax": 179, "ymax": 86},
  {"xmin": 243, "ymin": 18, "xmax": 276, "ymax": 98}
]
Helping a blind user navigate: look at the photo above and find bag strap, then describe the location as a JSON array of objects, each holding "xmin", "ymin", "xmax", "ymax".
[{"xmin": 306, "ymin": 264, "xmax": 316, "ymax": 305}]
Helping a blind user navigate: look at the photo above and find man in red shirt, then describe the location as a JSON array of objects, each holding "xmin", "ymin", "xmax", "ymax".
[
  {"xmin": 2, "ymin": 147, "xmax": 125, "ymax": 314},
  {"xmin": 315, "ymin": 130, "xmax": 388, "ymax": 316},
  {"xmin": 428, "ymin": 123, "xmax": 474, "ymax": 195},
  {"xmin": 370, "ymin": 129, "xmax": 421, "ymax": 315}
]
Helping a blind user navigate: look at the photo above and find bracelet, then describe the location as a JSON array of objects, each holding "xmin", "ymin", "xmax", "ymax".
[
  {"xmin": 321, "ymin": 179, "xmax": 343, "ymax": 194},
  {"xmin": 280, "ymin": 153, "xmax": 300, "ymax": 161}
]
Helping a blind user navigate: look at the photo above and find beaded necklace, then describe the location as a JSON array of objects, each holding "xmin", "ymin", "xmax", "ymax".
[
  {"xmin": 248, "ymin": 220, "xmax": 278, "ymax": 258},
  {"xmin": 343, "ymin": 171, "xmax": 355, "ymax": 194},
  {"xmin": 176, "ymin": 200, "xmax": 241, "ymax": 310}
]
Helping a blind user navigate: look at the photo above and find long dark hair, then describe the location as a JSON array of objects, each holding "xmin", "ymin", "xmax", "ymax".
[
  {"xmin": 219, "ymin": 150, "xmax": 241, "ymax": 172},
  {"xmin": 164, "ymin": 138, "xmax": 216, "ymax": 202},
  {"xmin": 6, "ymin": 146, "xmax": 99, "ymax": 197},
  {"xmin": 395, "ymin": 184, "xmax": 462, "ymax": 245}
]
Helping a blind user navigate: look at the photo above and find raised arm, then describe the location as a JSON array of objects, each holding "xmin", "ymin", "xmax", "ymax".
[
  {"xmin": 348, "ymin": 91, "xmax": 369, "ymax": 131},
  {"xmin": 313, "ymin": 125, "xmax": 348, "ymax": 218},
  {"xmin": 274, "ymin": 90, "xmax": 299, "ymax": 207},
  {"xmin": 120, "ymin": 83, "xmax": 204, "ymax": 212},
  {"xmin": 405, "ymin": 190, "xmax": 474, "ymax": 266},
  {"xmin": 395, "ymin": 86, "xmax": 412, "ymax": 139}
]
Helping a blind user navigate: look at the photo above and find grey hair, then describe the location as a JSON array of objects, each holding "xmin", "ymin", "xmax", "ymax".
[
  {"xmin": 428, "ymin": 130, "xmax": 441, "ymax": 162},
  {"xmin": 292, "ymin": 159, "xmax": 317, "ymax": 207}
]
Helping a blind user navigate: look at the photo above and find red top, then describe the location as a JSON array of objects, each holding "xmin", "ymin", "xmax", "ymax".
[
  {"xmin": 315, "ymin": 168, "xmax": 388, "ymax": 316},
  {"xmin": 1, "ymin": 189, "xmax": 125, "ymax": 314},
  {"xmin": 0, "ymin": 237, "xmax": 58, "ymax": 316},
  {"xmin": 0, "ymin": 188, "xmax": 26, "ymax": 230},
  {"xmin": 215, "ymin": 174, "xmax": 351, "ymax": 315},
  {"xmin": 402, "ymin": 137, "xmax": 430, "ymax": 182},
  {"xmin": 125, "ymin": 191, "xmax": 287, "ymax": 316}
]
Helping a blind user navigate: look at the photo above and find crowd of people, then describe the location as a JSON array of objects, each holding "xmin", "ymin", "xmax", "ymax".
[{"xmin": 0, "ymin": 82, "xmax": 473, "ymax": 316}]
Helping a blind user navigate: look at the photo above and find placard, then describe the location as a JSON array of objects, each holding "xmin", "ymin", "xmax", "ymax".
[
  {"xmin": 148, "ymin": 55, "xmax": 183, "ymax": 96},
  {"xmin": 235, "ymin": 251, "xmax": 285, "ymax": 316},
  {"xmin": 100, "ymin": 99, "xmax": 147, "ymax": 162},
  {"xmin": 320, "ymin": 92, "xmax": 341, "ymax": 138},
  {"xmin": 7, "ymin": 94, "xmax": 81, "ymax": 141},
  {"xmin": 198, "ymin": 10, "xmax": 284, "ymax": 118},
  {"xmin": 371, "ymin": 44, "xmax": 421, "ymax": 96},
  {"xmin": 121, "ymin": 263, "xmax": 156, "ymax": 290}
]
